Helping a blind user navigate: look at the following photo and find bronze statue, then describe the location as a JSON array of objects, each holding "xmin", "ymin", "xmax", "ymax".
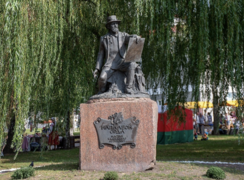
[{"xmin": 92, "ymin": 15, "xmax": 148, "ymax": 99}]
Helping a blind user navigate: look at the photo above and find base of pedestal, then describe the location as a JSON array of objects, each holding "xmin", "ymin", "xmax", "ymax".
[{"xmin": 79, "ymin": 98, "xmax": 158, "ymax": 172}]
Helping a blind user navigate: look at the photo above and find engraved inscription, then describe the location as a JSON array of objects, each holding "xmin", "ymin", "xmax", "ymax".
[
  {"xmin": 94, "ymin": 112, "xmax": 139, "ymax": 150},
  {"xmin": 108, "ymin": 135, "xmax": 126, "ymax": 143},
  {"xmin": 101, "ymin": 123, "xmax": 133, "ymax": 134}
]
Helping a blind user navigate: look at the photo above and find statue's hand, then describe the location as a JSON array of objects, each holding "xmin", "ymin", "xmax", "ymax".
[
  {"xmin": 131, "ymin": 34, "xmax": 140, "ymax": 38},
  {"xmin": 93, "ymin": 69, "xmax": 99, "ymax": 79}
]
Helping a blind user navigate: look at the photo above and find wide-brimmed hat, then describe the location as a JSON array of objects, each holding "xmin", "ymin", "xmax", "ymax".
[{"xmin": 106, "ymin": 15, "xmax": 121, "ymax": 26}]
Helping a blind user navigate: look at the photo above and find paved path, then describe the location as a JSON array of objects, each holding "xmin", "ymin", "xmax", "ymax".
[
  {"xmin": 0, "ymin": 166, "xmax": 42, "ymax": 174},
  {"xmin": 165, "ymin": 160, "xmax": 244, "ymax": 165}
]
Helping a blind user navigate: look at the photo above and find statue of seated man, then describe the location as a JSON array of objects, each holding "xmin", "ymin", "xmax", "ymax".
[{"xmin": 93, "ymin": 15, "xmax": 140, "ymax": 94}]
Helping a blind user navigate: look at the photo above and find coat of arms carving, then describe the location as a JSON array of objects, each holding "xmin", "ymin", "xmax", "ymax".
[{"xmin": 94, "ymin": 112, "xmax": 140, "ymax": 150}]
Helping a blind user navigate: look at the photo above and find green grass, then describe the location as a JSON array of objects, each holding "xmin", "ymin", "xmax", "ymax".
[
  {"xmin": 0, "ymin": 135, "xmax": 244, "ymax": 180},
  {"xmin": 1, "ymin": 135, "xmax": 244, "ymax": 169},
  {"xmin": 0, "ymin": 148, "xmax": 79, "ymax": 170},
  {"xmin": 73, "ymin": 131, "xmax": 80, "ymax": 136},
  {"xmin": 157, "ymin": 135, "xmax": 244, "ymax": 162},
  {"xmin": 24, "ymin": 128, "xmax": 42, "ymax": 135},
  {"xmin": 1, "ymin": 135, "xmax": 243, "ymax": 171}
]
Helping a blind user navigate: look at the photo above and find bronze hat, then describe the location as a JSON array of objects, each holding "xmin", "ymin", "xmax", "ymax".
[{"xmin": 106, "ymin": 15, "xmax": 121, "ymax": 25}]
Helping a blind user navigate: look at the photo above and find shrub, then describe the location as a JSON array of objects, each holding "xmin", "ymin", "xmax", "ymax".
[
  {"xmin": 11, "ymin": 167, "xmax": 35, "ymax": 179},
  {"xmin": 103, "ymin": 171, "xmax": 119, "ymax": 180},
  {"xmin": 206, "ymin": 166, "xmax": 226, "ymax": 179}
]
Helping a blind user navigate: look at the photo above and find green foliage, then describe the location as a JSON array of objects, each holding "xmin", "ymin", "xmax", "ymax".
[
  {"xmin": 206, "ymin": 167, "xmax": 226, "ymax": 179},
  {"xmin": 0, "ymin": 0, "xmax": 244, "ymax": 155},
  {"xmin": 11, "ymin": 167, "xmax": 35, "ymax": 179},
  {"xmin": 103, "ymin": 171, "xmax": 119, "ymax": 180}
]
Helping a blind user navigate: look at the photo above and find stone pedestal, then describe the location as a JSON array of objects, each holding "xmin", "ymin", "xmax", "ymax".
[{"xmin": 79, "ymin": 98, "xmax": 158, "ymax": 172}]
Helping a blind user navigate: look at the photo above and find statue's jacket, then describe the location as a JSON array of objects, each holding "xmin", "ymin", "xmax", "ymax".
[{"xmin": 95, "ymin": 32, "xmax": 131, "ymax": 71}]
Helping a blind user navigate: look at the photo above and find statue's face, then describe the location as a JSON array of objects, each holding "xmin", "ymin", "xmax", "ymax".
[{"xmin": 108, "ymin": 22, "xmax": 119, "ymax": 33}]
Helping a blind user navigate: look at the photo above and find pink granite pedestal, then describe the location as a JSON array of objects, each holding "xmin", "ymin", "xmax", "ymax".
[{"xmin": 79, "ymin": 98, "xmax": 158, "ymax": 172}]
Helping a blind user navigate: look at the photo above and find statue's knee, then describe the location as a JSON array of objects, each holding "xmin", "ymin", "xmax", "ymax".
[
  {"xmin": 99, "ymin": 74, "xmax": 107, "ymax": 83},
  {"xmin": 129, "ymin": 62, "xmax": 136, "ymax": 70}
]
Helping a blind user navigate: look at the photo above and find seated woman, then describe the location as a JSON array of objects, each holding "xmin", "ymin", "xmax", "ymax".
[
  {"xmin": 222, "ymin": 120, "xmax": 228, "ymax": 134},
  {"xmin": 201, "ymin": 132, "xmax": 208, "ymax": 141}
]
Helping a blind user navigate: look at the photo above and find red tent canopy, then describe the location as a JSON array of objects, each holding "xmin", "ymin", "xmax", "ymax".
[
  {"xmin": 158, "ymin": 106, "xmax": 193, "ymax": 132},
  {"xmin": 157, "ymin": 106, "xmax": 193, "ymax": 145}
]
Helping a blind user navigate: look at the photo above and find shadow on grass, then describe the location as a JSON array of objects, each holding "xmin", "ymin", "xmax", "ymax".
[{"xmin": 35, "ymin": 163, "xmax": 79, "ymax": 171}]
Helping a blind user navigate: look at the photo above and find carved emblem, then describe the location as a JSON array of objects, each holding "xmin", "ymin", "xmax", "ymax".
[{"xmin": 94, "ymin": 112, "xmax": 140, "ymax": 150}]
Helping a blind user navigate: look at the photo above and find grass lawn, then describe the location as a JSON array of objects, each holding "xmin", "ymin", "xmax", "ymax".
[
  {"xmin": 0, "ymin": 135, "xmax": 244, "ymax": 179},
  {"xmin": 157, "ymin": 135, "xmax": 244, "ymax": 162},
  {"xmin": 25, "ymin": 128, "xmax": 80, "ymax": 136},
  {"xmin": 73, "ymin": 131, "xmax": 80, "ymax": 136},
  {"xmin": 24, "ymin": 128, "xmax": 43, "ymax": 135},
  {"xmin": 0, "ymin": 148, "xmax": 79, "ymax": 170},
  {"xmin": 1, "ymin": 161, "xmax": 244, "ymax": 180}
]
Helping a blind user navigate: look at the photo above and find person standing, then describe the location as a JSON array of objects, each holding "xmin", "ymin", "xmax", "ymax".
[
  {"xmin": 47, "ymin": 118, "xmax": 59, "ymax": 150},
  {"xmin": 195, "ymin": 112, "xmax": 200, "ymax": 134},
  {"xmin": 199, "ymin": 113, "xmax": 205, "ymax": 135},
  {"xmin": 230, "ymin": 112, "xmax": 236, "ymax": 125},
  {"xmin": 193, "ymin": 114, "xmax": 196, "ymax": 130},
  {"xmin": 203, "ymin": 109, "xmax": 207, "ymax": 124},
  {"xmin": 219, "ymin": 113, "xmax": 223, "ymax": 124},
  {"xmin": 234, "ymin": 119, "xmax": 240, "ymax": 135},
  {"xmin": 29, "ymin": 118, "xmax": 33, "ymax": 132},
  {"xmin": 225, "ymin": 113, "xmax": 231, "ymax": 130},
  {"xmin": 207, "ymin": 112, "xmax": 213, "ymax": 134},
  {"xmin": 207, "ymin": 112, "xmax": 213, "ymax": 125},
  {"xmin": 1, "ymin": 134, "xmax": 8, "ymax": 157}
]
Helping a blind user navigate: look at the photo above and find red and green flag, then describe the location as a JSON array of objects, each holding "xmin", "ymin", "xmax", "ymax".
[{"xmin": 157, "ymin": 106, "xmax": 193, "ymax": 145}]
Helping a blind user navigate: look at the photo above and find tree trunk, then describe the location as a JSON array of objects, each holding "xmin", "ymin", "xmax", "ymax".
[
  {"xmin": 4, "ymin": 112, "xmax": 15, "ymax": 153},
  {"xmin": 65, "ymin": 111, "xmax": 70, "ymax": 149},
  {"xmin": 212, "ymin": 84, "xmax": 219, "ymax": 135},
  {"xmin": 69, "ymin": 110, "xmax": 74, "ymax": 136}
]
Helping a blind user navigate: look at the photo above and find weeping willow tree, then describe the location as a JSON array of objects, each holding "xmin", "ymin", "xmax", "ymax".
[
  {"xmin": 142, "ymin": 0, "xmax": 244, "ymax": 134},
  {"xmin": 0, "ymin": 0, "xmax": 244, "ymax": 155}
]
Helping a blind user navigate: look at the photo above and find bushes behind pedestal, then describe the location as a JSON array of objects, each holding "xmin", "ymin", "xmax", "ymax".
[
  {"xmin": 206, "ymin": 166, "xmax": 226, "ymax": 179},
  {"xmin": 103, "ymin": 171, "xmax": 119, "ymax": 180},
  {"xmin": 11, "ymin": 167, "xmax": 35, "ymax": 179}
]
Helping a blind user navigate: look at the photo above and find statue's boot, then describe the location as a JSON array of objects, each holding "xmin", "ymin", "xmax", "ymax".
[
  {"xmin": 125, "ymin": 86, "xmax": 133, "ymax": 94},
  {"xmin": 125, "ymin": 68, "xmax": 135, "ymax": 94},
  {"xmin": 98, "ymin": 79, "xmax": 107, "ymax": 94}
]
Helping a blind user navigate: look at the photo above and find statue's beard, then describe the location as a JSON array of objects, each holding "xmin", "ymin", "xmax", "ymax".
[{"xmin": 110, "ymin": 27, "xmax": 119, "ymax": 33}]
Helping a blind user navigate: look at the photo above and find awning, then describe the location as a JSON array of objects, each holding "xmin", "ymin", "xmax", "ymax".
[
  {"xmin": 219, "ymin": 100, "xmax": 244, "ymax": 107},
  {"xmin": 164, "ymin": 101, "xmax": 213, "ymax": 108},
  {"xmin": 181, "ymin": 101, "xmax": 213, "ymax": 109}
]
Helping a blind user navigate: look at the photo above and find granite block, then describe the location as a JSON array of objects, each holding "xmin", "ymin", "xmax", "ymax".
[{"xmin": 79, "ymin": 98, "xmax": 158, "ymax": 172}]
